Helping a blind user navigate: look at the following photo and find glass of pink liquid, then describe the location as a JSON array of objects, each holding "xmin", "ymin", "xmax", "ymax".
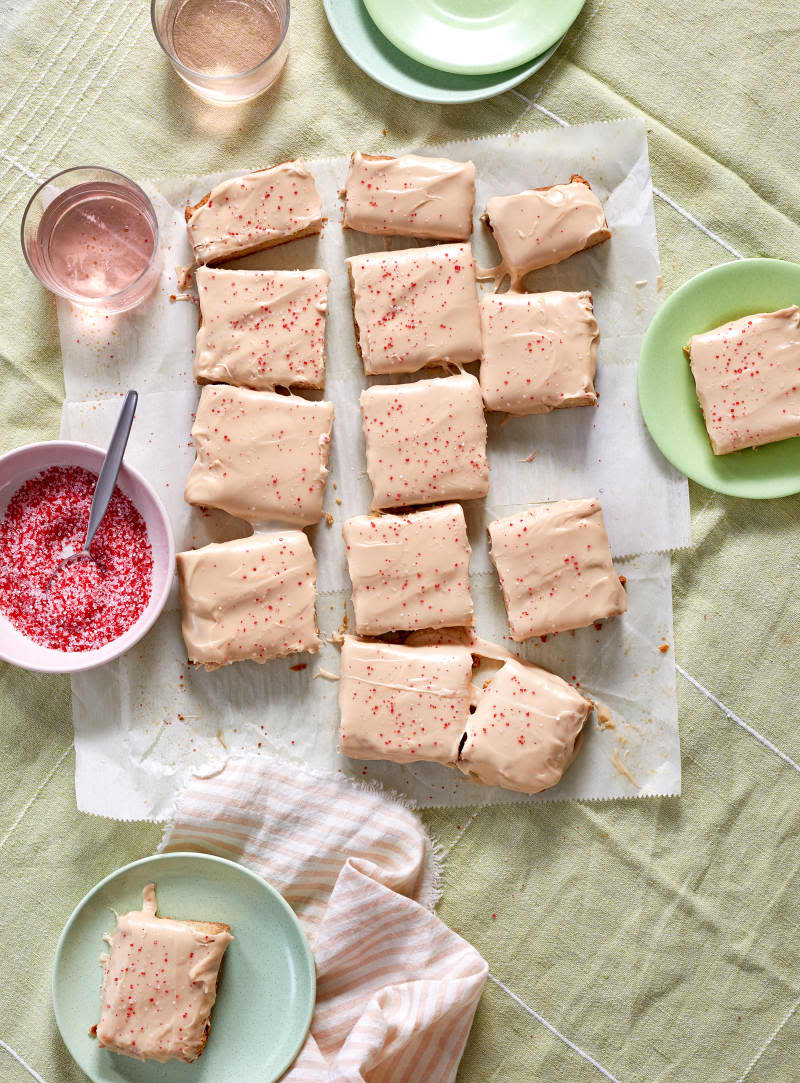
[
  {"xmin": 151, "ymin": 0, "xmax": 289, "ymax": 104},
  {"xmin": 21, "ymin": 167, "xmax": 161, "ymax": 314}
]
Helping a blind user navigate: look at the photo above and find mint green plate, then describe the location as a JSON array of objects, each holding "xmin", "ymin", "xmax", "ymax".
[
  {"xmin": 323, "ymin": 0, "xmax": 564, "ymax": 104},
  {"xmin": 638, "ymin": 258, "xmax": 800, "ymax": 499},
  {"xmin": 53, "ymin": 853, "xmax": 316, "ymax": 1082},
  {"xmin": 362, "ymin": 0, "xmax": 585, "ymax": 76}
]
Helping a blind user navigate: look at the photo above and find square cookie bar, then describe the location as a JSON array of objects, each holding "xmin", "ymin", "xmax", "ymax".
[
  {"xmin": 459, "ymin": 657, "xmax": 591, "ymax": 795},
  {"xmin": 479, "ymin": 290, "xmax": 599, "ymax": 414},
  {"xmin": 338, "ymin": 636, "xmax": 472, "ymax": 765},
  {"xmin": 483, "ymin": 174, "xmax": 610, "ymax": 288},
  {"xmin": 177, "ymin": 532, "xmax": 319, "ymax": 669},
  {"xmin": 185, "ymin": 159, "xmax": 323, "ymax": 266},
  {"xmin": 346, "ymin": 243, "xmax": 482, "ymax": 375},
  {"xmin": 343, "ymin": 503, "xmax": 473, "ymax": 635},
  {"xmin": 488, "ymin": 499, "xmax": 627, "ymax": 641},
  {"xmin": 360, "ymin": 371, "xmax": 489, "ymax": 509},
  {"xmin": 95, "ymin": 883, "xmax": 232, "ymax": 1063},
  {"xmin": 185, "ymin": 384, "xmax": 334, "ymax": 527},
  {"xmin": 343, "ymin": 152, "xmax": 474, "ymax": 240},
  {"xmin": 195, "ymin": 266, "xmax": 328, "ymax": 391},
  {"xmin": 684, "ymin": 306, "xmax": 800, "ymax": 454}
]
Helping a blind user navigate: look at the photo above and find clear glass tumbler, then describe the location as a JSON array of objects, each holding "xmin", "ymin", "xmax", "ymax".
[
  {"xmin": 21, "ymin": 167, "xmax": 161, "ymax": 314},
  {"xmin": 151, "ymin": 0, "xmax": 290, "ymax": 104}
]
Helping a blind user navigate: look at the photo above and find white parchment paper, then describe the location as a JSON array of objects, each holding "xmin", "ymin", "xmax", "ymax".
[{"xmin": 59, "ymin": 119, "xmax": 687, "ymax": 819}]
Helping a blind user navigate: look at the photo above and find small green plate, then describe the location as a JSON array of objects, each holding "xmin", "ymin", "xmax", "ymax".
[
  {"xmin": 53, "ymin": 853, "xmax": 316, "ymax": 1083},
  {"xmin": 323, "ymin": 0, "xmax": 564, "ymax": 105},
  {"xmin": 638, "ymin": 257, "xmax": 800, "ymax": 499},
  {"xmin": 362, "ymin": 0, "xmax": 585, "ymax": 76}
]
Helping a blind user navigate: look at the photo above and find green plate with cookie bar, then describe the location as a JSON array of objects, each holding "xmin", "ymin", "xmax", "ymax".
[
  {"xmin": 53, "ymin": 852, "xmax": 315, "ymax": 1082},
  {"xmin": 638, "ymin": 258, "xmax": 800, "ymax": 498}
]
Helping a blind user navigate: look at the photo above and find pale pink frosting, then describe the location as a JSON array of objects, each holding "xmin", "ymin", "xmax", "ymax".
[
  {"xmin": 480, "ymin": 290, "xmax": 599, "ymax": 414},
  {"xmin": 347, "ymin": 243, "xmax": 482, "ymax": 375},
  {"xmin": 343, "ymin": 503, "xmax": 473, "ymax": 636},
  {"xmin": 185, "ymin": 384, "xmax": 334, "ymax": 527},
  {"xmin": 338, "ymin": 631, "xmax": 591, "ymax": 794},
  {"xmin": 685, "ymin": 306, "xmax": 800, "ymax": 454},
  {"xmin": 195, "ymin": 266, "xmax": 328, "ymax": 390},
  {"xmin": 96, "ymin": 883, "xmax": 232, "ymax": 1063},
  {"xmin": 404, "ymin": 625, "xmax": 517, "ymax": 664},
  {"xmin": 343, "ymin": 152, "xmax": 475, "ymax": 239},
  {"xmin": 360, "ymin": 371, "xmax": 489, "ymax": 509},
  {"xmin": 458, "ymin": 657, "xmax": 590, "ymax": 794},
  {"xmin": 488, "ymin": 499, "xmax": 627, "ymax": 641},
  {"xmin": 177, "ymin": 532, "xmax": 319, "ymax": 669},
  {"xmin": 187, "ymin": 159, "xmax": 323, "ymax": 266},
  {"xmin": 483, "ymin": 176, "xmax": 610, "ymax": 288},
  {"xmin": 338, "ymin": 635, "xmax": 472, "ymax": 765}
]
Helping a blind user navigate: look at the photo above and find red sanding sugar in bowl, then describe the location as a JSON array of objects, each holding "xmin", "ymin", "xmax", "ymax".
[{"xmin": 0, "ymin": 465, "xmax": 153, "ymax": 652}]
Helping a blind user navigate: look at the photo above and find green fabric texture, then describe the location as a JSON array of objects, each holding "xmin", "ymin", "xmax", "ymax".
[{"xmin": 1, "ymin": 1, "xmax": 799, "ymax": 1080}]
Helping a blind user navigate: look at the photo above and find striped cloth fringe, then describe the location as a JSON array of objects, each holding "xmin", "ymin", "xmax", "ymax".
[{"xmin": 160, "ymin": 754, "xmax": 488, "ymax": 1081}]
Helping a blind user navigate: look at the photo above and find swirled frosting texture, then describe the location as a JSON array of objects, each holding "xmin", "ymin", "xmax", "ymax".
[
  {"xmin": 177, "ymin": 533, "xmax": 319, "ymax": 669},
  {"xmin": 343, "ymin": 503, "xmax": 473, "ymax": 635},
  {"xmin": 347, "ymin": 243, "xmax": 482, "ymax": 375},
  {"xmin": 360, "ymin": 372, "xmax": 489, "ymax": 509},
  {"xmin": 185, "ymin": 384, "xmax": 334, "ymax": 527},
  {"xmin": 685, "ymin": 306, "xmax": 800, "ymax": 454},
  {"xmin": 96, "ymin": 883, "xmax": 232, "ymax": 1063},
  {"xmin": 489, "ymin": 499, "xmax": 627, "ymax": 641},
  {"xmin": 484, "ymin": 175, "xmax": 610, "ymax": 288},
  {"xmin": 343, "ymin": 152, "xmax": 475, "ymax": 239},
  {"xmin": 338, "ymin": 635, "xmax": 472, "ymax": 765},
  {"xmin": 186, "ymin": 160, "xmax": 323, "ymax": 266},
  {"xmin": 195, "ymin": 266, "xmax": 328, "ymax": 390},
  {"xmin": 480, "ymin": 290, "xmax": 599, "ymax": 414},
  {"xmin": 458, "ymin": 658, "xmax": 590, "ymax": 794}
]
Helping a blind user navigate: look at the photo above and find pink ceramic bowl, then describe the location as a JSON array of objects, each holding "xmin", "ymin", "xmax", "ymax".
[{"xmin": 0, "ymin": 441, "xmax": 175, "ymax": 673}]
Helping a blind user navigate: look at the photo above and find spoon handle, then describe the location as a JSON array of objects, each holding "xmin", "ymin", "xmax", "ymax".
[{"xmin": 83, "ymin": 390, "xmax": 138, "ymax": 553}]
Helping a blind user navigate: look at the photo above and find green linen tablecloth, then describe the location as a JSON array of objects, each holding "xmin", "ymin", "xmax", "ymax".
[{"xmin": 1, "ymin": 2, "xmax": 798, "ymax": 1080}]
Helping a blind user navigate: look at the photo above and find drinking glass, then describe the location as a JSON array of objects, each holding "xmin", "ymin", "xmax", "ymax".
[
  {"xmin": 21, "ymin": 167, "xmax": 161, "ymax": 314},
  {"xmin": 151, "ymin": 0, "xmax": 290, "ymax": 104}
]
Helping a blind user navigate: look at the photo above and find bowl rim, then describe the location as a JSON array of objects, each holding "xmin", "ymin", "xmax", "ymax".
[{"xmin": 0, "ymin": 440, "xmax": 175, "ymax": 673}]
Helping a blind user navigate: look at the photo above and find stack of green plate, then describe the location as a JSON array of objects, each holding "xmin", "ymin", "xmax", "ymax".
[{"xmin": 323, "ymin": 0, "xmax": 586, "ymax": 105}]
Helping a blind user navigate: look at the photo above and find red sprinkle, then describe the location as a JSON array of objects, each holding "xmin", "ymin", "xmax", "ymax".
[{"xmin": 0, "ymin": 466, "xmax": 153, "ymax": 652}]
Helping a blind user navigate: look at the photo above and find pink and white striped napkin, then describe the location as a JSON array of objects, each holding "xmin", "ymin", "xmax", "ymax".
[{"xmin": 160, "ymin": 755, "xmax": 488, "ymax": 1082}]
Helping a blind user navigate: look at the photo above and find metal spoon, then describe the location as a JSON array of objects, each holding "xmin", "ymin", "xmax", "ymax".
[{"xmin": 48, "ymin": 390, "xmax": 138, "ymax": 587}]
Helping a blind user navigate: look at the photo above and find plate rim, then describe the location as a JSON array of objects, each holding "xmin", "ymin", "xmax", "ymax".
[
  {"xmin": 638, "ymin": 256, "xmax": 800, "ymax": 499},
  {"xmin": 322, "ymin": 0, "xmax": 564, "ymax": 104},
  {"xmin": 361, "ymin": 0, "xmax": 584, "ymax": 77},
  {"xmin": 52, "ymin": 850, "xmax": 316, "ymax": 1083}
]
